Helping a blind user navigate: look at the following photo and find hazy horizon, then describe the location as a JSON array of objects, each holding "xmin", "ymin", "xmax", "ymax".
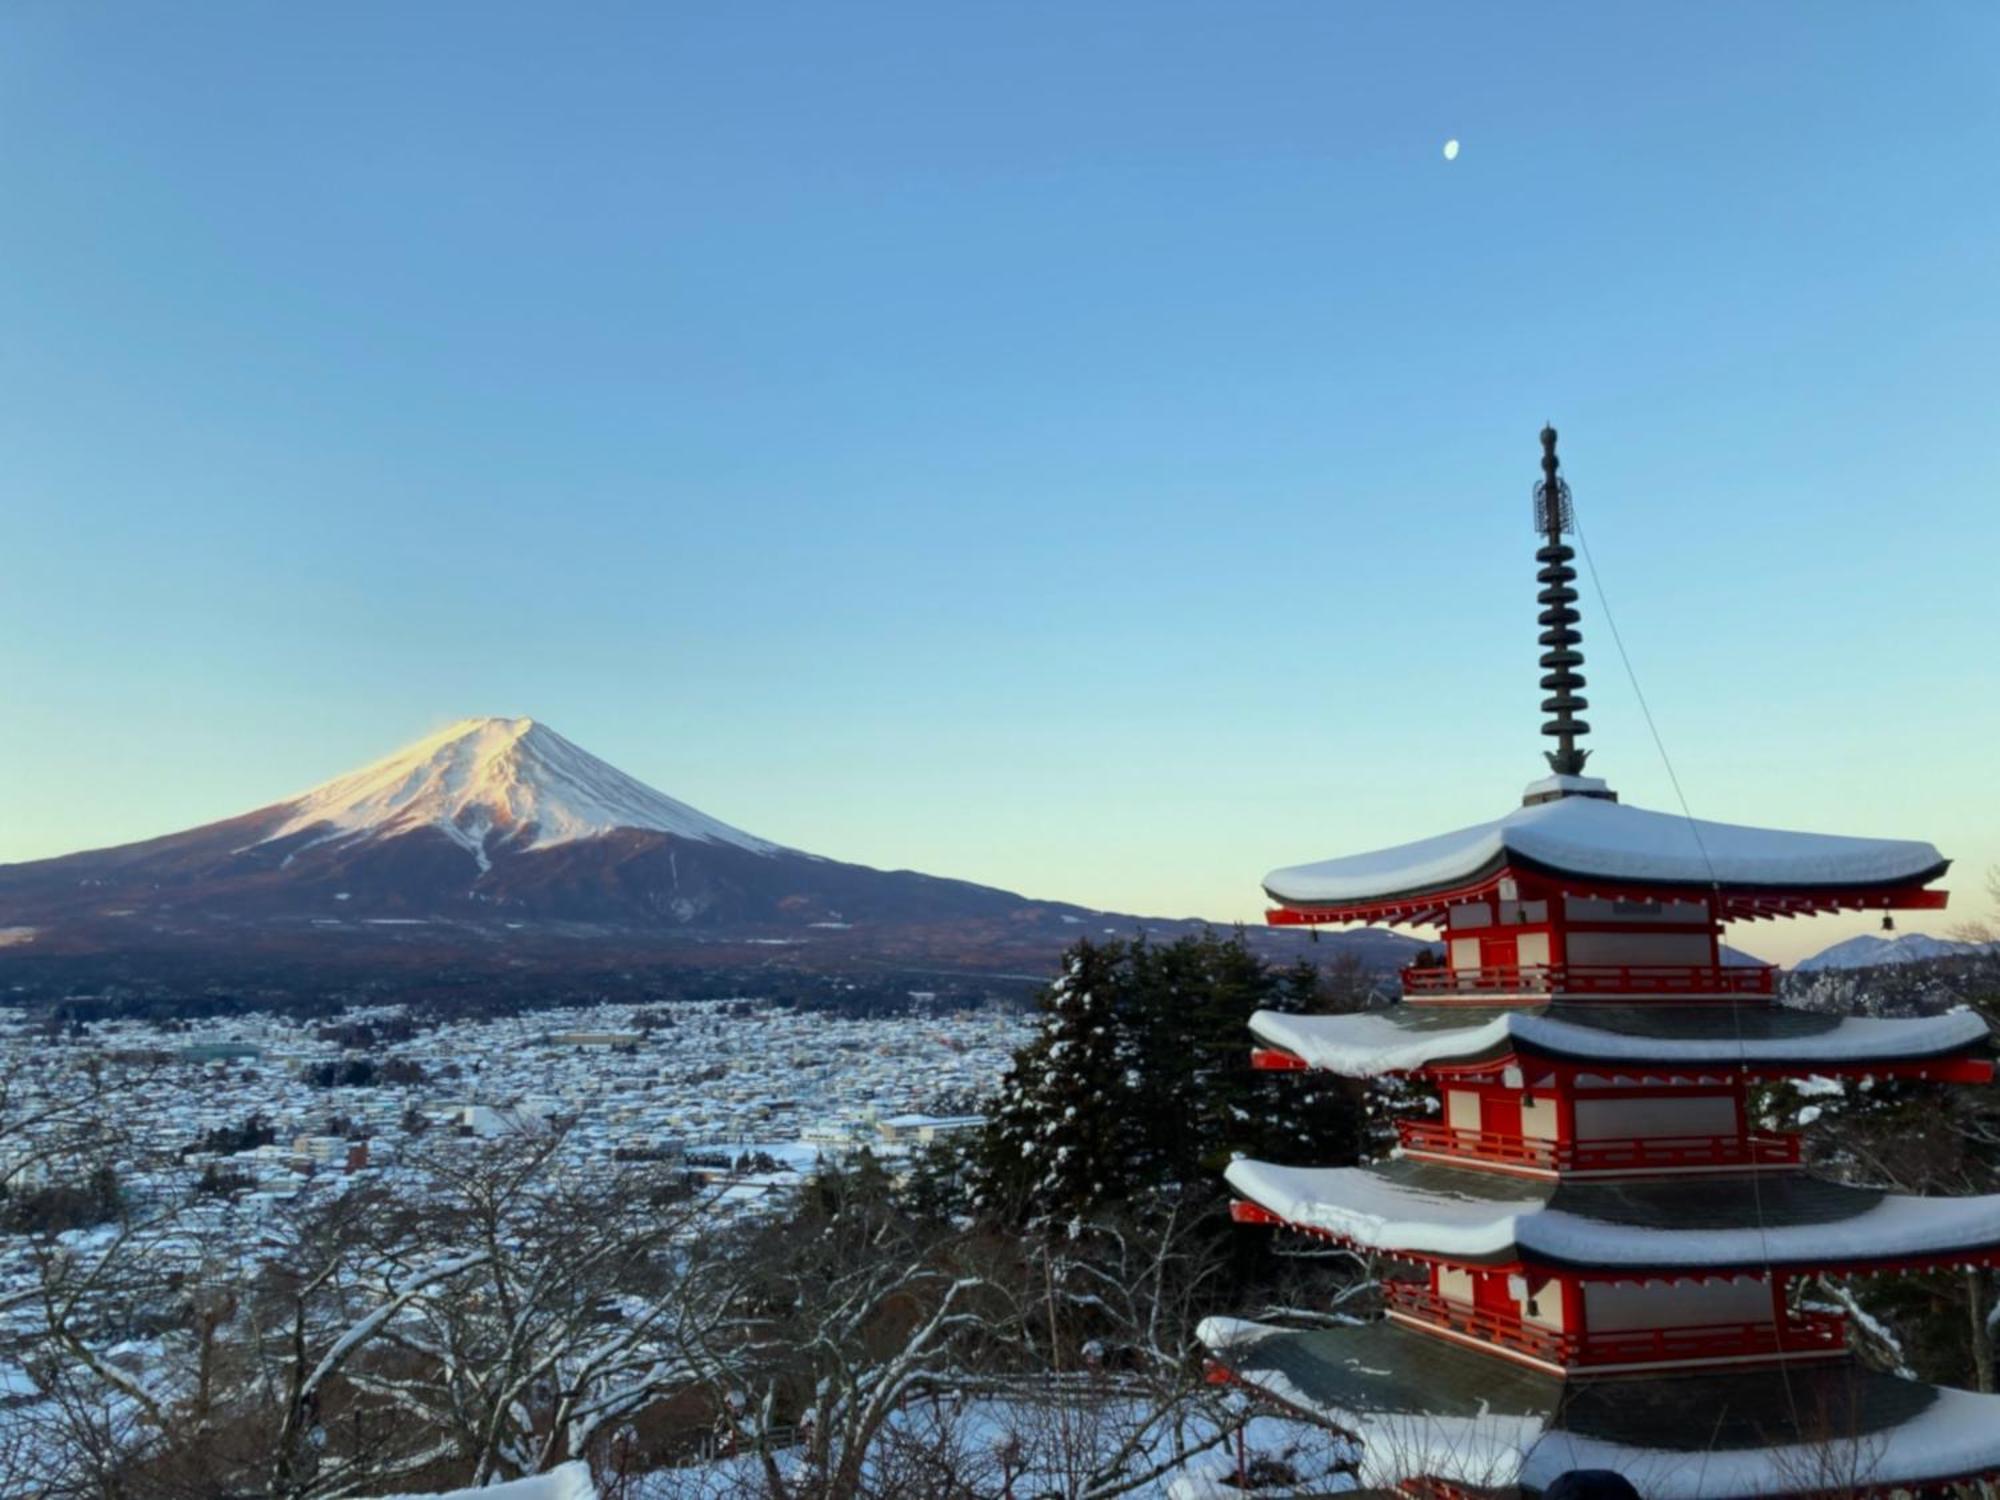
[{"xmin": 1, "ymin": 702, "xmax": 1985, "ymax": 968}]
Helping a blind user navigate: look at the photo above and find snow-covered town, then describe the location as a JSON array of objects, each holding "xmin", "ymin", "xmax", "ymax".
[
  {"xmin": 0, "ymin": 965, "xmax": 1374, "ymax": 1500},
  {"xmin": 0, "ymin": 994, "xmax": 1022, "ymax": 1215}
]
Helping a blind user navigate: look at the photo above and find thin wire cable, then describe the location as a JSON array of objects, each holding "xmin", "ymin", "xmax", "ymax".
[{"xmin": 1572, "ymin": 504, "xmax": 1809, "ymax": 1437}]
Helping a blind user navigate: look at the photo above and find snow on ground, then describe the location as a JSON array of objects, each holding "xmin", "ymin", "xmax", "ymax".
[{"xmin": 627, "ymin": 1395, "xmax": 1356, "ymax": 1500}]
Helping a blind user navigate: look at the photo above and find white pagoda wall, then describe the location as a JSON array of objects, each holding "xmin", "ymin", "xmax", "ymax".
[
  {"xmin": 1446, "ymin": 901, "xmax": 1552, "ymax": 929},
  {"xmin": 1558, "ymin": 894, "xmax": 1716, "ymax": 968},
  {"xmin": 1433, "ymin": 1267, "xmax": 1568, "ymax": 1332},
  {"xmin": 1573, "ymin": 1093, "xmax": 1737, "ymax": 1140},
  {"xmin": 1563, "ymin": 929, "xmax": 1714, "ymax": 967},
  {"xmin": 1564, "ymin": 897, "xmax": 1710, "ymax": 925},
  {"xmin": 1522, "ymin": 1275, "xmax": 1566, "ymax": 1331},
  {"xmin": 1446, "ymin": 1090, "xmax": 1480, "ymax": 1131},
  {"xmin": 1443, "ymin": 1090, "xmax": 1560, "ymax": 1139},
  {"xmin": 1583, "ymin": 1276, "xmax": 1772, "ymax": 1332}
]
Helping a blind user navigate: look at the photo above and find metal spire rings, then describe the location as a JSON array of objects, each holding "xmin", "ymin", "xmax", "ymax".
[{"xmin": 1534, "ymin": 425, "xmax": 1590, "ymax": 776}]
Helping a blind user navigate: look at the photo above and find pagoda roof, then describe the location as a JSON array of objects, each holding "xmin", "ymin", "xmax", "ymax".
[
  {"xmin": 1201, "ymin": 1315, "xmax": 2000, "ymax": 1497},
  {"xmin": 1226, "ymin": 1157, "xmax": 2000, "ymax": 1272},
  {"xmin": 1263, "ymin": 787, "xmax": 1948, "ymax": 915},
  {"xmin": 1248, "ymin": 1003, "xmax": 1992, "ymax": 1079}
]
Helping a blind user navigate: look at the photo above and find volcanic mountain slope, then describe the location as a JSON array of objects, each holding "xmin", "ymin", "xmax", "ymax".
[
  {"xmin": 0, "ymin": 717, "xmax": 1421, "ymax": 972},
  {"xmin": 0, "ymin": 718, "xmax": 1055, "ymax": 928}
]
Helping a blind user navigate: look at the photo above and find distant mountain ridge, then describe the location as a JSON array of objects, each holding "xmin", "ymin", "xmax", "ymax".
[
  {"xmin": 1793, "ymin": 932, "xmax": 1996, "ymax": 972},
  {"xmin": 0, "ymin": 716, "xmax": 1420, "ymax": 978}
]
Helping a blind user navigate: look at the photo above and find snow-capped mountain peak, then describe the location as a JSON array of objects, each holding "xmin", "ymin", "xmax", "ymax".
[{"xmin": 262, "ymin": 716, "xmax": 779, "ymax": 867}]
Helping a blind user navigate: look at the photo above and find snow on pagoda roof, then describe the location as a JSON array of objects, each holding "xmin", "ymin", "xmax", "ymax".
[
  {"xmin": 1226, "ymin": 1157, "xmax": 2000, "ymax": 1270},
  {"xmin": 1249, "ymin": 1004, "xmax": 1991, "ymax": 1078},
  {"xmin": 1264, "ymin": 786, "xmax": 1947, "ymax": 907},
  {"xmin": 1200, "ymin": 1317, "xmax": 2000, "ymax": 1497}
]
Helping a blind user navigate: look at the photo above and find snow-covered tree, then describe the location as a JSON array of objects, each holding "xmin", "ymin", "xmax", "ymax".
[
  {"xmin": 976, "ymin": 939, "xmax": 1150, "ymax": 1223},
  {"xmin": 974, "ymin": 933, "xmax": 1368, "ymax": 1225},
  {"xmin": 347, "ymin": 1126, "xmax": 711, "ymax": 1486},
  {"xmin": 1763, "ymin": 953, "xmax": 2000, "ymax": 1392},
  {"xmin": 674, "ymin": 1153, "xmax": 1002, "ymax": 1500}
]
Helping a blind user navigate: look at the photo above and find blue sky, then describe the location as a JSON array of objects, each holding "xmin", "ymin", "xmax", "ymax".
[{"xmin": 2, "ymin": 4, "xmax": 1996, "ymax": 962}]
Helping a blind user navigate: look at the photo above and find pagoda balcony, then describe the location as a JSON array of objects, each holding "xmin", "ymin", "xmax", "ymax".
[
  {"xmin": 1399, "ymin": 961, "xmax": 1776, "ymax": 1000},
  {"xmin": 1382, "ymin": 1282, "xmax": 1848, "ymax": 1371},
  {"xmin": 1394, "ymin": 1119, "xmax": 1803, "ymax": 1174}
]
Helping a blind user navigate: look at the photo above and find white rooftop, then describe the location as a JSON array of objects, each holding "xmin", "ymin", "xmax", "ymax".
[
  {"xmin": 1227, "ymin": 1158, "xmax": 2000, "ymax": 1268},
  {"xmin": 1248, "ymin": 1006, "xmax": 1991, "ymax": 1079},
  {"xmin": 1265, "ymin": 782, "xmax": 1946, "ymax": 907}
]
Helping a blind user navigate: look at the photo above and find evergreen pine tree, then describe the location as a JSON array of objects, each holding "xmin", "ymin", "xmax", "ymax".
[
  {"xmin": 1129, "ymin": 930, "xmax": 1364, "ymax": 1180},
  {"xmin": 974, "ymin": 932, "xmax": 1367, "ymax": 1225},
  {"xmin": 974, "ymin": 939, "xmax": 1144, "ymax": 1224},
  {"xmin": 1118, "ymin": 930, "xmax": 1264, "ymax": 1185}
]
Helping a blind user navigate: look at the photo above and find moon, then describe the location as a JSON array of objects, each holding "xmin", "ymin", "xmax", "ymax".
[{"xmin": 1443, "ymin": 139, "xmax": 1460, "ymax": 161}]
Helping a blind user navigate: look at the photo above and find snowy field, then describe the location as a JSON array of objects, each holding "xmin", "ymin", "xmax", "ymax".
[{"xmin": 618, "ymin": 1399, "xmax": 1358, "ymax": 1500}]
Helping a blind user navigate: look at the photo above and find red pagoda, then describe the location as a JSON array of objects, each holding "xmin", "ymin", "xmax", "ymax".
[{"xmin": 1204, "ymin": 428, "xmax": 2000, "ymax": 1497}]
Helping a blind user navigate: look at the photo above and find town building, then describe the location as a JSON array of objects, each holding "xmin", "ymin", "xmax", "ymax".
[
  {"xmin": 874, "ymin": 1113, "xmax": 986, "ymax": 1147},
  {"xmin": 291, "ymin": 1134, "xmax": 370, "ymax": 1173}
]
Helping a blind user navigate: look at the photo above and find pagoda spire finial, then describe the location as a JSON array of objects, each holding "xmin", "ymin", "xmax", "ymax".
[{"xmin": 1533, "ymin": 424, "xmax": 1590, "ymax": 776}]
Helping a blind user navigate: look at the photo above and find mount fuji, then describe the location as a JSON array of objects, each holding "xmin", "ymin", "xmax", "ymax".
[
  {"xmin": 0, "ymin": 717, "xmax": 1420, "ymax": 978},
  {"xmin": 258, "ymin": 717, "xmax": 783, "ymax": 874},
  {"xmin": 0, "ymin": 716, "xmax": 1049, "ymax": 931}
]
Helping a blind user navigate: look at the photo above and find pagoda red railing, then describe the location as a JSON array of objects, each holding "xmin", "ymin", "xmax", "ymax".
[
  {"xmin": 1395, "ymin": 1120, "xmax": 1803, "ymax": 1173},
  {"xmin": 1383, "ymin": 1282, "xmax": 1847, "ymax": 1368},
  {"xmin": 1400, "ymin": 962, "xmax": 1775, "ymax": 998}
]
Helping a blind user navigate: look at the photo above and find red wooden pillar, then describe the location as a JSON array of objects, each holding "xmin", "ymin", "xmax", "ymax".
[
  {"xmin": 1554, "ymin": 1065, "xmax": 1577, "ymax": 1152},
  {"xmin": 1559, "ymin": 1273, "xmax": 1586, "ymax": 1353}
]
